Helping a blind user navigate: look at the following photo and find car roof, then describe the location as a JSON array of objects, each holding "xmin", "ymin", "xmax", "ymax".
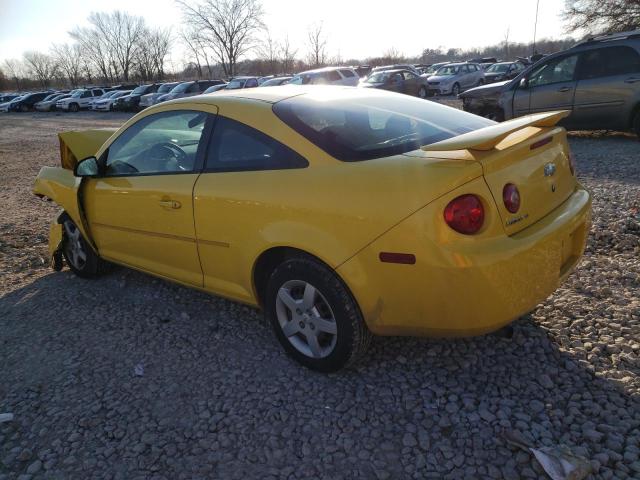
[{"xmin": 297, "ymin": 66, "xmax": 354, "ymax": 75}]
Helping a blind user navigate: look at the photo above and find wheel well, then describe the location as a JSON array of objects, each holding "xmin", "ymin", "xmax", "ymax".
[
  {"xmin": 630, "ymin": 103, "xmax": 640, "ymax": 129},
  {"xmin": 252, "ymin": 247, "xmax": 332, "ymax": 308}
]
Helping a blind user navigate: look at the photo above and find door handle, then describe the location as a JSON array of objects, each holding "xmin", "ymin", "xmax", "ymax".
[
  {"xmin": 557, "ymin": 86, "xmax": 572, "ymax": 92},
  {"xmin": 624, "ymin": 77, "xmax": 640, "ymax": 84},
  {"xmin": 159, "ymin": 199, "xmax": 181, "ymax": 209}
]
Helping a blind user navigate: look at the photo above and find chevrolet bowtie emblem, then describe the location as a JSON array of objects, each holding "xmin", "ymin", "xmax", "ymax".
[{"xmin": 544, "ymin": 162, "xmax": 557, "ymax": 177}]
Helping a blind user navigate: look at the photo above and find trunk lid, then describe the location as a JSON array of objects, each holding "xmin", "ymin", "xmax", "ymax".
[{"xmin": 422, "ymin": 111, "xmax": 576, "ymax": 235}]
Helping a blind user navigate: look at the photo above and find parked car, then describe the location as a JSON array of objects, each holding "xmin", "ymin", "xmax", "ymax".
[
  {"xmin": 203, "ymin": 84, "xmax": 228, "ymax": 94},
  {"xmin": 93, "ymin": 90, "xmax": 132, "ymax": 111},
  {"xmin": 483, "ymin": 62, "xmax": 527, "ymax": 83},
  {"xmin": 156, "ymin": 80, "xmax": 225, "ymax": 104},
  {"xmin": 259, "ymin": 76, "xmax": 293, "ymax": 87},
  {"xmin": 459, "ymin": 29, "xmax": 640, "ymax": 136},
  {"xmin": 370, "ymin": 64, "xmax": 423, "ymax": 76},
  {"xmin": 35, "ymin": 93, "xmax": 71, "ymax": 112},
  {"xmin": 107, "ymin": 84, "xmax": 138, "ymax": 92},
  {"xmin": 225, "ymin": 76, "xmax": 260, "ymax": 90},
  {"xmin": 34, "ymin": 86, "xmax": 590, "ymax": 372},
  {"xmin": 289, "ymin": 67, "xmax": 359, "ymax": 86},
  {"xmin": 56, "ymin": 88, "xmax": 105, "ymax": 112},
  {"xmin": 139, "ymin": 82, "xmax": 180, "ymax": 108},
  {"xmin": 89, "ymin": 91, "xmax": 119, "ymax": 110},
  {"xmin": 427, "ymin": 63, "xmax": 485, "ymax": 95},
  {"xmin": 7, "ymin": 91, "xmax": 50, "ymax": 112},
  {"xmin": 115, "ymin": 84, "xmax": 164, "ymax": 112},
  {"xmin": 359, "ymin": 69, "xmax": 430, "ymax": 98},
  {"xmin": 0, "ymin": 95, "xmax": 23, "ymax": 112},
  {"xmin": 354, "ymin": 65, "xmax": 372, "ymax": 78}
]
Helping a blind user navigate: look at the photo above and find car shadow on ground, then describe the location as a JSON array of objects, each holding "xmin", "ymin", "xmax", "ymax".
[{"xmin": 1, "ymin": 267, "xmax": 635, "ymax": 478}]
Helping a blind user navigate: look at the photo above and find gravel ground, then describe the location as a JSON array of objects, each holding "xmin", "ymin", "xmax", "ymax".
[{"xmin": 1, "ymin": 110, "xmax": 639, "ymax": 480}]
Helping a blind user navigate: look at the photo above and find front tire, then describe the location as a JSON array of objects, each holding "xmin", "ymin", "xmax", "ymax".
[
  {"xmin": 69, "ymin": 103, "xmax": 79, "ymax": 113},
  {"xmin": 418, "ymin": 86, "xmax": 428, "ymax": 99},
  {"xmin": 452, "ymin": 83, "xmax": 460, "ymax": 96},
  {"xmin": 265, "ymin": 256, "xmax": 371, "ymax": 372},
  {"xmin": 633, "ymin": 109, "xmax": 640, "ymax": 139},
  {"xmin": 61, "ymin": 218, "xmax": 107, "ymax": 278},
  {"xmin": 20, "ymin": 104, "xmax": 29, "ymax": 112}
]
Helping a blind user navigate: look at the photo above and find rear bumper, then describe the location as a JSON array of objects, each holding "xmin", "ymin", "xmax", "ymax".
[{"xmin": 338, "ymin": 183, "xmax": 591, "ymax": 337}]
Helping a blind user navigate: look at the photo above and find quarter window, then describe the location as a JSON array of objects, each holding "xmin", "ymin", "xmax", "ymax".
[
  {"xmin": 104, "ymin": 110, "xmax": 207, "ymax": 176},
  {"xmin": 579, "ymin": 46, "xmax": 640, "ymax": 79},
  {"xmin": 206, "ymin": 116, "xmax": 308, "ymax": 172},
  {"xmin": 528, "ymin": 55, "xmax": 578, "ymax": 87}
]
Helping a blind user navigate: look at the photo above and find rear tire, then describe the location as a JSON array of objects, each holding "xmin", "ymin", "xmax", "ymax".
[
  {"xmin": 265, "ymin": 256, "xmax": 371, "ymax": 372},
  {"xmin": 61, "ymin": 217, "xmax": 108, "ymax": 278}
]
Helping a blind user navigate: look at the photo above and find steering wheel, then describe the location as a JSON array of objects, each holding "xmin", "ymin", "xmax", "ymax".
[{"xmin": 150, "ymin": 142, "xmax": 188, "ymax": 168}]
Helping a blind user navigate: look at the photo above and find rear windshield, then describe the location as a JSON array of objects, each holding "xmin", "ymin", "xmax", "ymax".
[
  {"xmin": 172, "ymin": 82, "xmax": 193, "ymax": 93},
  {"xmin": 158, "ymin": 83, "xmax": 177, "ymax": 93},
  {"xmin": 273, "ymin": 90, "xmax": 493, "ymax": 161}
]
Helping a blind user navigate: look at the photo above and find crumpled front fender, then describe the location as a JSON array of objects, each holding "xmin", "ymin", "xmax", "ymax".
[{"xmin": 48, "ymin": 219, "xmax": 64, "ymax": 270}]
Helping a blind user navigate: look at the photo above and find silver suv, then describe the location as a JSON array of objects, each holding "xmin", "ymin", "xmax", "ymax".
[{"xmin": 459, "ymin": 30, "xmax": 640, "ymax": 136}]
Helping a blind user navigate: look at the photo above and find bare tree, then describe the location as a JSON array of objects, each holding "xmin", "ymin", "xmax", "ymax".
[
  {"xmin": 503, "ymin": 27, "xmax": 511, "ymax": 59},
  {"xmin": 306, "ymin": 22, "xmax": 327, "ymax": 68},
  {"xmin": 257, "ymin": 30, "xmax": 279, "ymax": 73},
  {"xmin": 383, "ymin": 47, "xmax": 403, "ymax": 62},
  {"xmin": 2, "ymin": 59, "xmax": 25, "ymax": 89},
  {"xmin": 150, "ymin": 27, "xmax": 173, "ymax": 79},
  {"xmin": 70, "ymin": 24, "xmax": 116, "ymax": 82},
  {"xmin": 176, "ymin": 0, "xmax": 265, "ymax": 77},
  {"xmin": 23, "ymin": 51, "xmax": 58, "ymax": 88},
  {"xmin": 279, "ymin": 35, "xmax": 297, "ymax": 74},
  {"xmin": 563, "ymin": 0, "xmax": 640, "ymax": 34},
  {"xmin": 51, "ymin": 43, "xmax": 82, "ymax": 87}
]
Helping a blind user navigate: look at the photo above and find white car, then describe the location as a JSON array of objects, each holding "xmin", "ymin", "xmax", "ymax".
[
  {"xmin": 56, "ymin": 88, "xmax": 105, "ymax": 112},
  {"xmin": 89, "ymin": 91, "xmax": 119, "ymax": 110},
  {"xmin": 93, "ymin": 90, "xmax": 132, "ymax": 111},
  {"xmin": 289, "ymin": 67, "xmax": 359, "ymax": 86}
]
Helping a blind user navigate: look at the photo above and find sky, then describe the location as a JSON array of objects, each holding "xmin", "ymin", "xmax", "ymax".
[{"xmin": 0, "ymin": 0, "xmax": 573, "ymax": 67}]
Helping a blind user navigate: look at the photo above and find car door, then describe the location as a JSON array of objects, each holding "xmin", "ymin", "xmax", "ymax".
[
  {"xmin": 387, "ymin": 72, "xmax": 404, "ymax": 93},
  {"xmin": 245, "ymin": 78, "xmax": 259, "ymax": 88},
  {"xmin": 402, "ymin": 71, "xmax": 420, "ymax": 95},
  {"xmin": 82, "ymin": 108, "xmax": 215, "ymax": 286},
  {"xmin": 572, "ymin": 45, "xmax": 640, "ymax": 130},
  {"xmin": 512, "ymin": 53, "xmax": 579, "ymax": 118},
  {"xmin": 192, "ymin": 115, "xmax": 309, "ymax": 303}
]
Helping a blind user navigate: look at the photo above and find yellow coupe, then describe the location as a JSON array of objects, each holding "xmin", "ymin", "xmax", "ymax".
[{"xmin": 33, "ymin": 86, "xmax": 591, "ymax": 372}]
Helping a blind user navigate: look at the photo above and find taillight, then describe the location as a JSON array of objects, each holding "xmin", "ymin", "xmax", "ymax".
[
  {"xmin": 444, "ymin": 194, "xmax": 485, "ymax": 235},
  {"xmin": 502, "ymin": 183, "xmax": 520, "ymax": 213},
  {"xmin": 568, "ymin": 152, "xmax": 576, "ymax": 176}
]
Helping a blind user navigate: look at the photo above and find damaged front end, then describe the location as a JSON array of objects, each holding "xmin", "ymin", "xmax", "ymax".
[{"xmin": 33, "ymin": 128, "xmax": 115, "ymax": 269}]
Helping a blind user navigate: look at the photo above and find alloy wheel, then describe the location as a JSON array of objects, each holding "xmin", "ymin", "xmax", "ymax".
[
  {"xmin": 63, "ymin": 221, "xmax": 87, "ymax": 270},
  {"xmin": 275, "ymin": 279, "xmax": 338, "ymax": 359}
]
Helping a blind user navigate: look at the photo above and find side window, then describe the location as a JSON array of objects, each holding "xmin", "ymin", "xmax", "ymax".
[
  {"xmin": 528, "ymin": 55, "xmax": 578, "ymax": 87},
  {"xmin": 206, "ymin": 116, "xmax": 308, "ymax": 172},
  {"xmin": 403, "ymin": 71, "xmax": 418, "ymax": 80},
  {"xmin": 327, "ymin": 70, "xmax": 342, "ymax": 82},
  {"xmin": 104, "ymin": 110, "xmax": 207, "ymax": 176},
  {"xmin": 245, "ymin": 78, "xmax": 258, "ymax": 88},
  {"xmin": 339, "ymin": 69, "xmax": 355, "ymax": 78},
  {"xmin": 187, "ymin": 83, "xmax": 199, "ymax": 93},
  {"xmin": 579, "ymin": 46, "xmax": 640, "ymax": 79},
  {"xmin": 81, "ymin": 91, "xmax": 91, "ymax": 98}
]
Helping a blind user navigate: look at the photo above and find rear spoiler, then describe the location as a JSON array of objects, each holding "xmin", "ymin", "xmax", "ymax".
[
  {"xmin": 58, "ymin": 129, "xmax": 117, "ymax": 170},
  {"xmin": 421, "ymin": 110, "xmax": 570, "ymax": 152}
]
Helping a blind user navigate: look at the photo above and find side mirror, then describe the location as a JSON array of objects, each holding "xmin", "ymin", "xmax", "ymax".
[
  {"xmin": 519, "ymin": 77, "xmax": 528, "ymax": 89},
  {"xmin": 74, "ymin": 156, "xmax": 100, "ymax": 177}
]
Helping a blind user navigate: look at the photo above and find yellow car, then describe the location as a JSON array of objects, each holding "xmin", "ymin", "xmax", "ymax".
[{"xmin": 33, "ymin": 86, "xmax": 591, "ymax": 372}]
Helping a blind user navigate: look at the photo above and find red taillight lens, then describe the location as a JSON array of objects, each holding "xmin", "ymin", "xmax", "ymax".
[
  {"xmin": 568, "ymin": 152, "xmax": 576, "ymax": 176},
  {"xmin": 444, "ymin": 194, "xmax": 485, "ymax": 235},
  {"xmin": 502, "ymin": 183, "xmax": 520, "ymax": 213}
]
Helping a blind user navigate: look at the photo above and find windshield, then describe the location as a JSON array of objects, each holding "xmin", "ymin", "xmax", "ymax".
[
  {"xmin": 158, "ymin": 83, "xmax": 176, "ymax": 93},
  {"xmin": 226, "ymin": 79, "xmax": 246, "ymax": 90},
  {"xmin": 487, "ymin": 63, "xmax": 511, "ymax": 73},
  {"xmin": 171, "ymin": 82, "xmax": 193, "ymax": 93},
  {"xmin": 366, "ymin": 72, "xmax": 392, "ymax": 83},
  {"xmin": 42, "ymin": 94, "xmax": 58, "ymax": 102},
  {"xmin": 273, "ymin": 89, "xmax": 493, "ymax": 161},
  {"xmin": 435, "ymin": 66, "xmax": 459, "ymax": 76},
  {"xmin": 71, "ymin": 91, "xmax": 85, "ymax": 98}
]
